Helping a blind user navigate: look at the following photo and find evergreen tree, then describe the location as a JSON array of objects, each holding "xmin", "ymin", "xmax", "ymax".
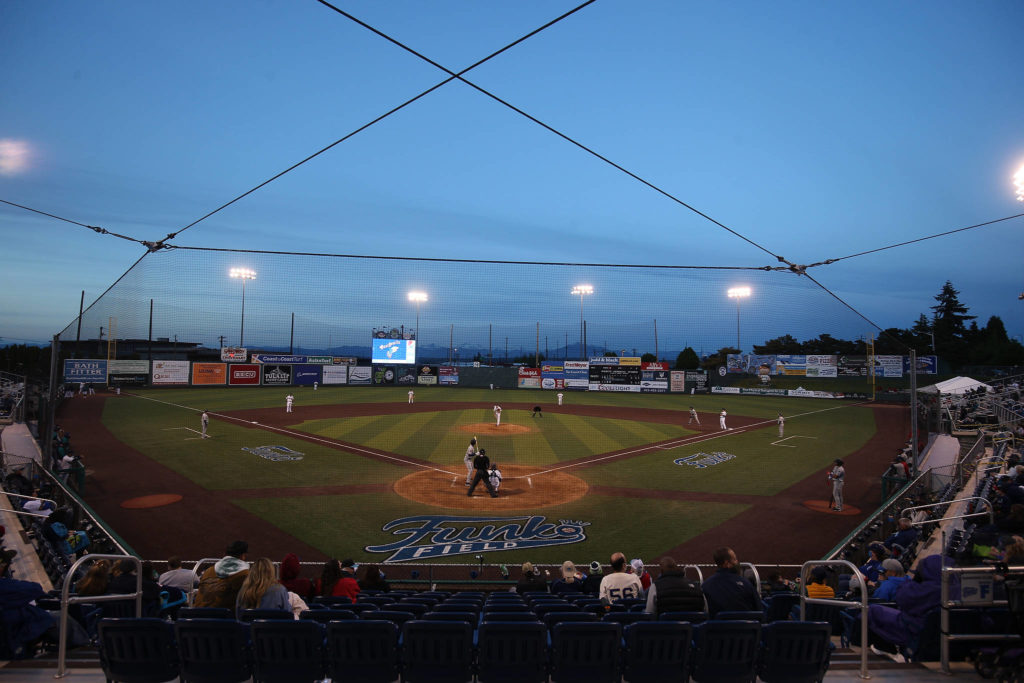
[
  {"xmin": 674, "ymin": 347, "xmax": 700, "ymax": 370},
  {"xmin": 640, "ymin": 352, "xmax": 657, "ymax": 363},
  {"xmin": 930, "ymin": 281, "xmax": 975, "ymax": 366},
  {"xmin": 752, "ymin": 335, "xmax": 801, "ymax": 354}
]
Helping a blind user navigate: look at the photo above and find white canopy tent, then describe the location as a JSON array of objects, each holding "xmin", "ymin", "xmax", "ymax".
[{"xmin": 918, "ymin": 376, "xmax": 991, "ymax": 395}]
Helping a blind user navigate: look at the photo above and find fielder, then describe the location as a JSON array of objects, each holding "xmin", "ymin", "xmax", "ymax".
[
  {"xmin": 687, "ymin": 406, "xmax": 700, "ymax": 425},
  {"xmin": 286, "ymin": 394, "xmax": 294, "ymax": 413},
  {"xmin": 464, "ymin": 437, "xmax": 478, "ymax": 486},
  {"xmin": 313, "ymin": 381, "xmax": 318, "ymax": 391},
  {"xmin": 829, "ymin": 459, "xmax": 845, "ymax": 512},
  {"xmin": 719, "ymin": 409, "xmax": 728, "ymax": 430},
  {"xmin": 557, "ymin": 392, "xmax": 563, "ymax": 406},
  {"xmin": 777, "ymin": 413, "xmax": 785, "ymax": 437},
  {"xmin": 201, "ymin": 411, "xmax": 209, "ymax": 438},
  {"xmin": 493, "ymin": 405, "xmax": 502, "ymax": 426},
  {"xmin": 408, "ymin": 390, "xmax": 415, "ymax": 404}
]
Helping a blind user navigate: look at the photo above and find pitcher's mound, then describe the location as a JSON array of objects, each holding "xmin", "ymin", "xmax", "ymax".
[
  {"xmin": 458, "ymin": 422, "xmax": 534, "ymax": 436},
  {"xmin": 803, "ymin": 500, "xmax": 860, "ymax": 515},
  {"xmin": 394, "ymin": 464, "xmax": 587, "ymax": 510}
]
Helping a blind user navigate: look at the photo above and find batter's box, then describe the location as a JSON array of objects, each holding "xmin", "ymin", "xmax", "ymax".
[{"xmin": 771, "ymin": 435, "xmax": 818, "ymax": 448}]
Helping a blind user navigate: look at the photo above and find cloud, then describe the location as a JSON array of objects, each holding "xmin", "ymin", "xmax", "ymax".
[{"xmin": 0, "ymin": 139, "xmax": 31, "ymax": 176}]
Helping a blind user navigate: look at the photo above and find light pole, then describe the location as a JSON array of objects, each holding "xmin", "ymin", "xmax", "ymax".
[
  {"xmin": 229, "ymin": 268, "xmax": 256, "ymax": 346},
  {"xmin": 727, "ymin": 286, "xmax": 751, "ymax": 352},
  {"xmin": 571, "ymin": 285, "xmax": 593, "ymax": 359},
  {"xmin": 408, "ymin": 291, "xmax": 428, "ymax": 346}
]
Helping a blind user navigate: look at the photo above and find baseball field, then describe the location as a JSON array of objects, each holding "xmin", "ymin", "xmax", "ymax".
[{"xmin": 58, "ymin": 386, "xmax": 907, "ymax": 566}]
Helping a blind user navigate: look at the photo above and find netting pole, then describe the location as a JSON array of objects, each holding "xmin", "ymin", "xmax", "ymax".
[
  {"xmin": 45, "ymin": 334, "xmax": 60, "ymax": 467},
  {"xmin": 584, "ymin": 320, "xmax": 588, "ymax": 359},
  {"xmin": 910, "ymin": 348, "xmax": 919, "ymax": 478},
  {"xmin": 654, "ymin": 318, "xmax": 659, "ymax": 360},
  {"xmin": 535, "ymin": 322, "xmax": 539, "ymax": 368},
  {"xmin": 147, "ymin": 300, "xmax": 153, "ymax": 377},
  {"xmin": 489, "ymin": 325, "xmax": 492, "ymax": 367},
  {"xmin": 74, "ymin": 290, "xmax": 84, "ymax": 358},
  {"xmin": 290, "ymin": 313, "xmax": 295, "ymax": 354}
]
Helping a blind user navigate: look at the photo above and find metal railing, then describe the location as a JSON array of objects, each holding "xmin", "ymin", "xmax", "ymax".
[
  {"xmin": 940, "ymin": 563, "xmax": 1024, "ymax": 675},
  {"xmin": 901, "ymin": 497, "xmax": 994, "ymax": 527},
  {"xmin": 798, "ymin": 560, "xmax": 871, "ymax": 680},
  {"xmin": 55, "ymin": 554, "xmax": 140, "ymax": 679},
  {"xmin": 0, "ymin": 491, "xmax": 58, "ymax": 518}
]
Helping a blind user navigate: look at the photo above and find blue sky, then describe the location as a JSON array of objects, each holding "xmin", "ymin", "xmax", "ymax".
[{"xmin": 2, "ymin": 1, "xmax": 1022, "ymax": 353}]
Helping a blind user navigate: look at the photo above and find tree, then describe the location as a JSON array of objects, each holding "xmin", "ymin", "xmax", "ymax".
[
  {"xmin": 752, "ymin": 335, "xmax": 802, "ymax": 354},
  {"xmin": 675, "ymin": 347, "xmax": 700, "ymax": 370},
  {"xmin": 701, "ymin": 347, "xmax": 739, "ymax": 372},
  {"xmin": 640, "ymin": 352, "xmax": 657, "ymax": 363},
  {"xmin": 930, "ymin": 281, "xmax": 975, "ymax": 366},
  {"xmin": 799, "ymin": 334, "xmax": 861, "ymax": 355}
]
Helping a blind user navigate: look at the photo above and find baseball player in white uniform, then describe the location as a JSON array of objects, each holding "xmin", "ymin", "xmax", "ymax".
[
  {"xmin": 286, "ymin": 394, "xmax": 294, "ymax": 413},
  {"xmin": 408, "ymin": 390, "xmax": 415, "ymax": 404},
  {"xmin": 557, "ymin": 392, "xmax": 563, "ymax": 406},
  {"xmin": 687, "ymin": 407, "xmax": 700, "ymax": 425},
  {"xmin": 313, "ymin": 381, "xmax": 318, "ymax": 391},
  {"xmin": 464, "ymin": 438, "xmax": 478, "ymax": 486},
  {"xmin": 777, "ymin": 414, "xmax": 785, "ymax": 437},
  {"xmin": 489, "ymin": 462, "xmax": 502, "ymax": 492},
  {"xmin": 201, "ymin": 411, "xmax": 209, "ymax": 438},
  {"xmin": 719, "ymin": 410, "xmax": 728, "ymax": 430},
  {"xmin": 493, "ymin": 405, "xmax": 502, "ymax": 426}
]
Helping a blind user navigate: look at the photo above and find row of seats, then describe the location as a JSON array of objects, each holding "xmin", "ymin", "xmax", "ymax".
[{"xmin": 97, "ymin": 616, "xmax": 833, "ymax": 683}]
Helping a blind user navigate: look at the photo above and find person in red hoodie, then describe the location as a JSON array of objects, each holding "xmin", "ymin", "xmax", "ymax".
[
  {"xmin": 630, "ymin": 558, "xmax": 652, "ymax": 592},
  {"xmin": 315, "ymin": 558, "xmax": 361, "ymax": 604},
  {"xmin": 279, "ymin": 553, "xmax": 314, "ymax": 601}
]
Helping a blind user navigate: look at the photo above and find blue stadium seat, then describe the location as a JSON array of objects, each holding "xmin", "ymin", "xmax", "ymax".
[
  {"xmin": 393, "ymin": 602, "xmax": 428, "ymax": 617},
  {"xmin": 757, "ymin": 621, "xmax": 832, "ymax": 683},
  {"xmin": 603, "ymin": 611, "xmax": 654, "ymax": 626},
  {"xmin": 762, "ymin": 594, "xmax": 800, "ymax": 623},
  {"xmin": 237, "ymin": 608, "xmax": 293, "ymax": 623},
  {"xmin": 176, "ymin": 607, "xmax": 233, "ymax": 620},
  {"xmin": 716, "ymin": 610, "xmax": 765, "ymax": 623},
  {"xmin": 482, "ymin": 612, "xmax": 542, "ymax": 622},
  {"xmin": 534, "ymin": 602, "xmax": 579, "ymax": 620},
  {"xmin": 325, "ymin": 619, "xmax": 399, "ymax": 683},
  {"xmin": 97, "ymin": 618, "xmax": 179, "ymax": 683},
  {"xmin": 434, "ymin": 601, "xmax": 482, "ymax": 614},
  {"xmin": 299, "ymin": 608, "xmax": 359, "ymax": 623},
  {"xmin": 250, "ymin": 619, "xmax": 325, "ymax": 683},
  {"xmin": 659, "ymin": 611, "xmax": 708, "ymax": 624},
  {"xmin": 362, "ymin": 609, "xmax": 418, "ymax": 627},
  {"xmin": 483, "ymin": 603, "xmax": 533, "ymax": 614},
  {"xmin": 357, "ymin": 595, "xmax": 396, "ymax": 607},
  {"xmin": 401, "ymin": 619, "xmax": 475, "ymax": 683},
  {"xmin": 622, "ymin": 621, "xmax": 693, "ymax": 683},
  {"xmin": 422, "ymin": 610, "xmax": 478, "ymax": 625},
  {"xmin": 477, "ymin": 620, "xmax": 549, "ymax": 683},
  {"xmin": 544, "ymin": 611, "xmax": 598, "ymax": 630},
  {"xmin": 550, "ymin": 621, "xmax": 622, "ymax": 683},
  {"xmin": 175, "ymin": 618, "xmax": 252, "ymax": 683},
  {"xmin": 690, "ymin": 620, "xmax": 761, "ymax": 683}
]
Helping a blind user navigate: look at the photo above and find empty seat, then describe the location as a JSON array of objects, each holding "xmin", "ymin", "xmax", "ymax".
[
  {"xmin": 550, "ymin": 621, "xmax": 622, "ymax": 683},
  {"xmin": 175, "ymin": 618, "xmax": 252, "ymax": 683},
  {"xmin": 325, "ymin": 619, "xmax": 399, "ymax": 683},
  {"xmin": 299, "ymin": 608, "xmax": 359, "ymax": 623},
  {"xmin": 623, "ymin": 621, "xmax": 693, "ymax": 683},
  {"xmin": 758, "ymin": 621, "xmax": 832, "ymax": 683},
  {"xmin": 716, "ymin": 610, "xmax": 765, "ymax": 623},
  {"xmin": 401, "ymin": 619, "xmax": 475, "ymax": 683},
  {"xmin": 97, "ymin": 618, "xmax": 179, "ymax": 683},
  {"xmin": 250, "ymin": 619, "xmax": 325, "ymax": 683},
  {"xmin": 477, "ymin": 620, "xmax": 549, "ymax": 683},
  {"xmin": 422, "ymin": 611, "xmax": 478, "ymax": 625},
  {"xmin": 544, "ymin": 611, "xmax": 598, "ymax": 630},
  {"xmin": 691, "ymin": 620, "xmax": 761, "ymax": 683},
  {"xmin": 603, "ymin": 611, "xmax": 654, "ymax": 626},
  {"xmin": 659, "ymin": 610, "xmax": 707, "ymax": 624},
  {"xmin": 237, "ymin": 608, "xmax": 293, "ymax": 623},
  {"xmin": 176, "ymin": 606, "xmax": 233, "ymax": 620},
  {"xmin": 362, "ymin": 609, "xmax": 417, "ymax": 627}
]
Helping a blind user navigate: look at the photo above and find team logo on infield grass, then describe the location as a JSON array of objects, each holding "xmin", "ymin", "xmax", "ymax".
[
  {"xmin": 674, "ymin": 452, "xmax": 735, "ymax": 468},
  {"xmin": 366, "ymin": 515, "xmax": 590, "ymax": 562},
  {"xmin": 242, "ymin": 445, "xmax": 304, "ymax": 462}
]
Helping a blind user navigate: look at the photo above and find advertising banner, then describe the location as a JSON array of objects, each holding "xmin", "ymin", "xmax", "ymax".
[
  {"xmin": 220, "ymin": 347, "xmax": 247, "ymax": 362},
  {"xmin": 541, "ymin": 362, "xmax": 565, "ymax": 390},
  {"xmin": 618, "ymin": 357, "xmax": 642, "ymax": 366},
  {"xmin": 229, "ymin": 364, "xmax": 260, "ymax": 385},
  {"xmin": 738, "ymin": 387, "xmax": 789, "ymax": 396},
  {"xmin": 873, "ymin": 355, "xmax": 903, "ymax": 378},
  {"xmin": 322, "ymin": 365, "xmax": 348, "ymax": 385},
  {"xmin": 727, "ymin": 354, "xmax": 776, "ymax": 374},
  {"xmin": 589, "ymin": 357, "xmax": 619, "ymax": 365},
  {"xmin": 640, "ymin": 369, "xmax": 668, "ymax": 393},
  {"xmin": 396, "ymin": 367, "xmax": 418, "ymax": 385},
  {"xmin": 905, "ymin": 355, "xmax": 938, "ymax": 375},
  {"xmin": 563, "ymin": 361, "xmax": 589, "ymax": 390},
  {"xmin": 108, "ymin": 360, "xmax": 149, "ymax": 374},
  {"xmin": 685, "ymin": 371, "xmax": 708, "ymax": 393},
  {"xmin": 152, "ymin": 360, "xmax": 190, "ymax": 385},
  {"xmin": 348, "ymin": 366, "xmax": 372, "ymax": 385},
  {"xmin": 517, "ymin": 367, "xmax": 541, "ymax": 389},
  {"xmin": 63, "ymin": 359, "xmax": 107, "ymax": 383},
  {"xmin": 372, "ymin": 366, "xmax": 397, "ymax": 385},
  {"xmin": 438, "ymin": 366, "xmax": 459, "ymax": 385},
  {"xmin": 670, "ymin": 370, "xmax": 686, "ymax": 392},
  {"xmin": 305, "ymin": 356, "xmax": 332, "ymax": 365},
  {"xmin": 109, "ymin": 373, "xmax": 148, "ymax": 385},
  {"xmin": 838, "ymin": 356, "xmax": 868, "ymax": 377},
  {"xmin": 711, "ymin": 386, "xmax": 741, "ymax": 394},
  {"xmin": 641, "ymin": 362, "xmax": 669, "ymax": 371},
  {"xmin": 252, "ymin": 354, "xmax": 307, "ymax": 364},
  {"xmin": 192, "ymin": 363, "xmax": 227, "ymax": 385},
  {"xmin": 773, "ymin": 355, "xmax": 807, "ymax": 376},
  {"xmin": 416, "ymin": 365, "xmax": 438, "ymax": 386},
  {"xmin": 589, "ymin": 363, "xmax": 641, "ymax": 392},
  {"xmin": 293, "ymin": 364, "xmax": 322, "ymax": 386},
  {"xmin": 261, "ymin": 364, "xmax": 293, "ymax": 386},
  {"xmin": 333, "ymin": 357, "xmax": 358, "ymax": 366}
]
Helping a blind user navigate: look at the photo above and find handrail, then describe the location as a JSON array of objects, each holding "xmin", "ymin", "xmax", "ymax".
[
  {"xmin": 740, "ymin": 562, "xmax": 761, "ymax": 597},
  {"xmin": 901, "ymin": 497, "xmax": 995, "ymax": 526},
  {"xmin": 940, "ymin": 563, "xmax": 1024, "ymax": 675},
  {"xmin": 55, "ymin": 553, "xmax": 140, "ymax": 679},
  {"xmin": 799, "ymin": 559, "xmax": 870, "ymax": 680},
  {"xmin": 0, "ymin": 492, "xmax": 59, "ymax": 518},
  {"xmin": 682, "ymin": 564, "xmax": 704, "ymax": 582}
]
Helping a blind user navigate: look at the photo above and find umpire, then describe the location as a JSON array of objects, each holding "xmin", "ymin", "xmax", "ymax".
[{"xmin": 467, "ymin": 449, "xmax": 498, "ymax": 498}]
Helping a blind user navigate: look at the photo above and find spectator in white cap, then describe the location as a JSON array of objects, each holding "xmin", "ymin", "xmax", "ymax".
[
  {"xmin": 550, "ymin": 561, "xmax": 585, "ymax": 595},
  {"xmin": 630, "ymin": 558, "xmax": 652, "ymax": 592}
]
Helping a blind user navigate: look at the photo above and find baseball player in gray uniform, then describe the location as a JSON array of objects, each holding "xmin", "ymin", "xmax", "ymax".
[{"xmin": 464, "ymin": 438, "xmax": 478, "ymax": 486}]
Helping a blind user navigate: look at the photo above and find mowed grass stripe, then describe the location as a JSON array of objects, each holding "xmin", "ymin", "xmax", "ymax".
[
  {"xmin": 559, "ymin": 414, "xmax": 617, "ymax": 453},
  {"xmin": 363, "ymin": 411, "xmax": 444, "ymax": 452},
  {"xmin": 542, "ymin": 414, "xmax": 594, "ymax": 460}
]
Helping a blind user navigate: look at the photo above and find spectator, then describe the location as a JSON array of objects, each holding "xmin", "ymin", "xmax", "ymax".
[
  {"xmin": 630, "ymin": 558, "xmax": 652, "ymax": 592},
  {"xmin": 158, "ymin": 556, "xmax": 198, "ymax": 593},
  {"xmin": 357, "ymin": 564, "xmax": 390, "ymax": 593},
  {"xmin": 279, "ymin": 553, "xmax": 314, "ymax": 601},
  {"xmin": 581, "ymin": 561, "xmax": 603, "ymax": 594},
  {"xmin": 75, "ymin": 559, "xmax": 111, "ymax": 597},
  {"xmin": 599, "ymin": 552, "xmax": 643, "ymax": 605},
  {"xmin": 516, "ymin": 562, "xmax": 549, "ymax": 595},
  {"xmin": 645, "ymin": 557, "xmax": 704, "ymax": 616},
  {"xmin": 550, "ymin": 561, "xmax": 585, "ymax": 595},
  {"xmin": 194, "ymin": 541, "xmax": 250, "ymax": 609},
  {"xmin": 882, "ymin": 518, "xmax": 920, "ymax": 553},
  {"xmin": 106, "ymin": 558, "xmax": 162, "ymax": 616},
  {"xmin": 0, "ymin": 549, "xmax": 57, "ymax": 658},
  {"xmin": 860, "ymin": 543, "xmax": 887, "ymax": 586},
  {"xmin": 333, "ymin": 559, "xmax": 361, "ymax": 603},
  {"xmin": 867, "ymin": 555, "xmax": 957, "ymax": 659},
  {"xmin": 871, "ymin": 559, "xmax": 910, "ymax": 602},
  {"xmin": 765, "ymin": 571, "xmax": 795, "ymax": 594},
  {"xmin": 805, "ymin": 567, "xmax": 834, "ymax": 599},
  {"xmin": 701, "ymin": 547, "xmax": 760, "ymax": 616},
  {"xmin": 236, "ymin": 558, "xmax": 290, "ymax": 618},
  {"xmin": 315, "ymin": 559, "xmax": 344, "ymax": 597}
]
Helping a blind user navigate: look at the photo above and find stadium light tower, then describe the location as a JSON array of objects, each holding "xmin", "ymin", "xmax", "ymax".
[
  {"xmin": 727, "ymin": 286, "xmax": 751, "ymax": 352},
  {"xmin": 571, "ymin": 285, "xmax": 593, "ymax": 359},
  {"xmin": 408, "ymin": 291, "xmax": 428, "ymax": 341},
  {"xmin": 1015, "ymin": 162, "xmax": 1024, "ymax": 202},
  {"xmin": 229, "ymin": 268, "xmax": 256, "ymax": 346}
]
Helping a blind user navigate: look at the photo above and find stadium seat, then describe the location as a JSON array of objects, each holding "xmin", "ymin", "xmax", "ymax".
[
  {"xmin": 250, "ymin": 619, "xmax": 325, "ymax": 683},
  {"xmin": 690, "ymin": 620, "xmax": 761, "ymax": 683},
  {"xmin": 299, "ymin": 608, "xmax": 359, "ymax": 623},
  {"xmin": 550, "ymin": 621, "xmax": 622, "ymax": 683},
  {"xmin": 763, "ymin": 594, "xmax": 801, "ymax": 623},
  {"xmin": 325, "ymin": 620, "xmax": 400, "ymax": 683},
  {"xmin": 659, "ymin": 610, "xmax": 708, "ymax": 624},
  {"xmin": 622, "ymin": 621, "xmax": 693, "ymax": 683},
  {"xmin": 534, "ymin": 602, "xmax": 579, "ymax": 620},
  {"xmin": 401, "ymin": 619, "xmax": 475, "ymax": 683},
  {"xmin": 176, "ymin": 607, "xmax": 233, "ymax": 620},
  {"xmin": 716, "ymin": 610, "xmax": 766, "ymax": 623},
  {"xmin": 175, "ymin": 617, "xmax": 252, "ymax": 683},
  {"xmin": 434, "ymin": 601, "xmax": 482, "ymax": 614},
  {"xmin": 362, "ymin": 610, "xmax": 417, "ymax": 627},
  {"xmin": 757, "ymin": 621, "xmax": 832, "ymax": 683},
  {"xmin": 544, "ymin": 611, "xmax": 598, "ymax": 630},
  {"xmin": 97, "ymin": 618, "xmax": 179, "ymax": 683},
  {"xmin": 237, "ymin": 608, "xmax": 293, "ymax": 623},
  {"xmin": 603, "ymin": 611, "xmax": 654, "ymax": 626},
  {"xmin": 477, "ymin": 620, "xmax": 549, "ymax": 683},
  {"xmin": 358, "ymin": 595, "xmax": 396, "ymax": 607},
  {"xmin": 483, "ymin": 603, "xmax": 533, "ymax": 614},
  {"xmin": 482, "ymin": 612, "xmax": 542, "ymax": 622},
  {"xmin": 422, "ymin": 610, "xmax": 478, "ymax": 625}
]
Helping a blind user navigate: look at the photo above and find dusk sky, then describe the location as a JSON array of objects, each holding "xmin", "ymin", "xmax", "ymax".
[{"xmin": 2, "ymin": 1, "xmax": 1022, "ymax": 353}]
